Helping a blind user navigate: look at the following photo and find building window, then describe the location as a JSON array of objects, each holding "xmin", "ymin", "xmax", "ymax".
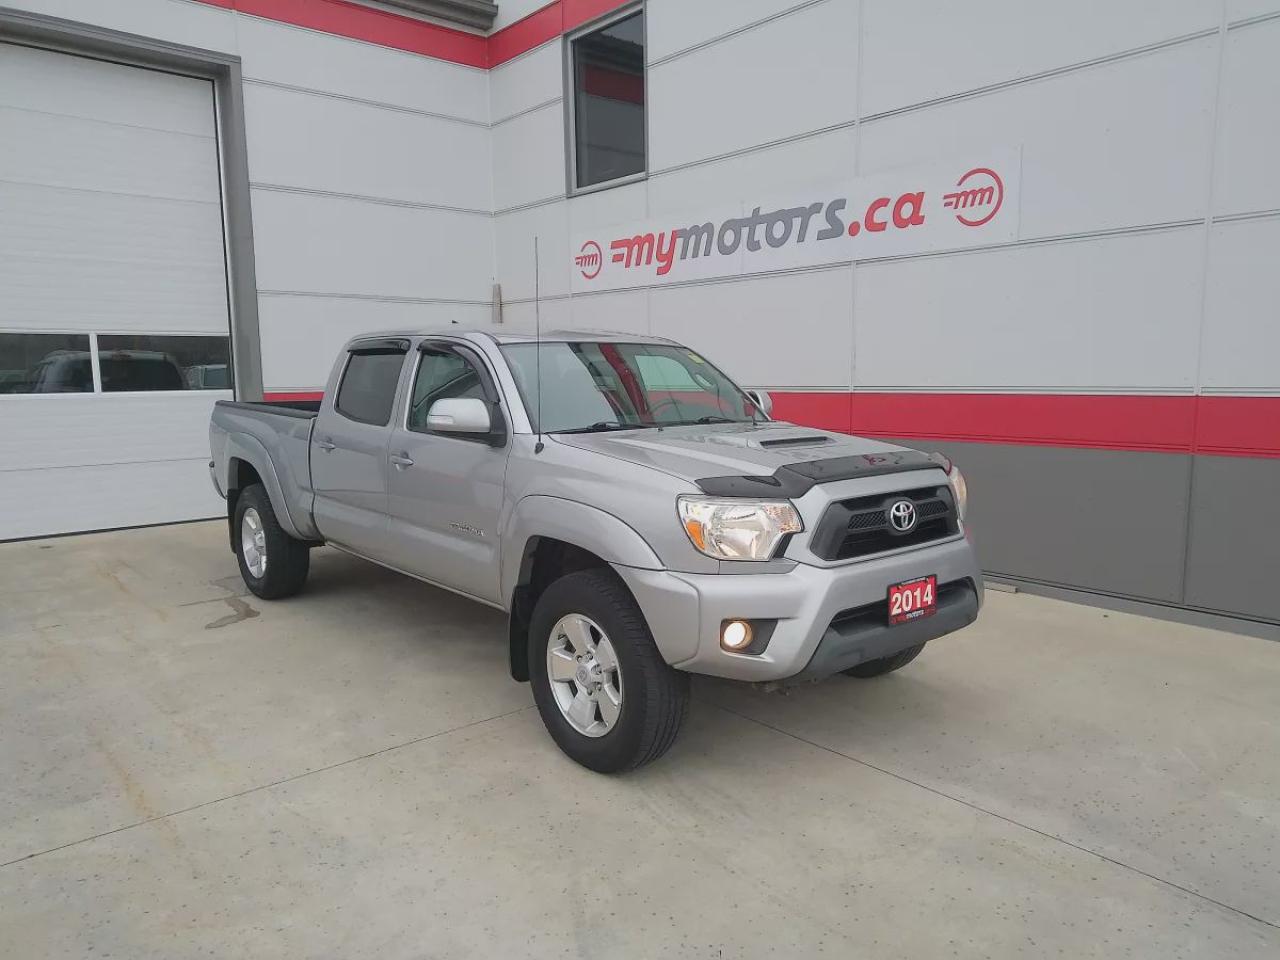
[
  {"xmin": 97, "ymin": 335, "xmax": 231, "ymax": 392},
  {"xmin": 0, "ymin": 333, "xmax": 94, "ymax": 394},
  {"xmin": 0, "ymin": 332, "xmax": 232, "ymax": 395},
  {"xmin": 570, "ymin": 8, "xmax": 645, "ymax": 191}
]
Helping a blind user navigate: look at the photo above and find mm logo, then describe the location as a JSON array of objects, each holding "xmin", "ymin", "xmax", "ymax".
[
  {"xmin": 575, "ymin": 240, "xmax": 602, "ymax": 280},
  {"xmin": 943, "ymin": 167, "xmax": 1004, "ymax": 227}
]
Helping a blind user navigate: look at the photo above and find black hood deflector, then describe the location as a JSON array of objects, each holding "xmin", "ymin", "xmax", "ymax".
[{"xmin": 695, "ymin": 450, "xmax": 939, "ymax": 498}]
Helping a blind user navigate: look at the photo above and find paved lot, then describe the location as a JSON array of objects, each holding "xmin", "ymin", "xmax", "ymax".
[{"xmin": 1, "ymin": 521, "xmax": 1277, "ymax": 959}]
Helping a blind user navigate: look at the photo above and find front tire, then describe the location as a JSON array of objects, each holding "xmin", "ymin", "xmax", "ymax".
[
  {"xmin": 234, "ymin": 483, "xmax": 310, "ymax": 600},
  {"xmin": 841, "ymin": 642, "xmax": 926, "ymax": 678},
  {"xmin": 528, "ymin": 569, "xmax": 689, "ymax": 773}
]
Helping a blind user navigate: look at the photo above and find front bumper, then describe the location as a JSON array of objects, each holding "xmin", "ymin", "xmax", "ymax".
[{"xmin": 616, "ymin": 535, "xmax": 982, "ymax": 683}]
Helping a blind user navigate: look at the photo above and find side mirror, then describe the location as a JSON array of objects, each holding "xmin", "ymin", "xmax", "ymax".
[
  {"xmin": 426, "ymin": 397, "xmax": 491, "ymax": 434},
  {"xmin": 745, "ymin": 389, "xmax": 773, "ymax": 418}
]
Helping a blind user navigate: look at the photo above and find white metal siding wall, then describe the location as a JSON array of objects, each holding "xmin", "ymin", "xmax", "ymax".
[
  {"xmin": 490, "ymin": 0, "xmax": 1280, "ymax": 400},
  {"xmin": 488, "ymin": 0, "xmax": 1280, "ymax": 621},
  {"xmin": 234, "ymin": 16, "xmax": 494, "ymax": 393},
  {"xmin": 6, "ymin": 0, "xmax": 496, "ymax": 399},
  {"xmin": 0, "ymin": 43, "xmax": 229, "ymax": 539}
]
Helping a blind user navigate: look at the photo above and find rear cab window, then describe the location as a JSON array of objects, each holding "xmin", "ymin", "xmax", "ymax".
[{"xmin": 335, "ymin": 348, "xmax": 406, "ymax": 426}]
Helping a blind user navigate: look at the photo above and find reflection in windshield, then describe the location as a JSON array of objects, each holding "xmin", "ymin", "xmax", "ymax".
[{"xmin": 501, "ymin": 341, "xmax": 760, "ymax": 433}]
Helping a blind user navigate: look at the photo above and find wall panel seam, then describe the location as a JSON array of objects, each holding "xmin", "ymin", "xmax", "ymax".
[
  {"xmin": 241, "ymin": 77, "xmax": 488, "ymax": 126},
  {"xmin": 858, "ymin": 27, "xmax": 1218, "ymax": 125},
  {"xmin": 256, "ymin": 290, "xmax": 490, "ymax": 305},
  {"xmin": 1178, "ymin": 3, "xmax": 1230, "ymax": 604},
  {"xmin": 0, "ymin": 101, "xmax": 216, "ymax": 139},
  {"xmin": 646, "ymin": 27, "xmax": 1219, "ymax": 182},
  {"xmin": 0, "ymin": 455, "xmax": 219, "ymax": 473},
  {"xmin": 248, "ymin": 182, "xmax": 491, "ymax": 216},
  {"xmin": 646, "ymin": 0, "xmax": 830, "ymax": 68},
  {"xmin": 227, "ymin": 9, "xmax": 489, "ymax": 73},
  {"xmin": 490, "ymin": 95, "xmax": 562, "ymax": 127},
  {"xmin": 0, "ymin": 176, "xmax": 220, "ymax": 205},
  {"xmin": 1226, "ymin": 9, "xmax": 1280, "ymax": 31},
  {"xmin": 1212, "ymin": 207, "xmax": 1280, "ymax": 224},
  {"xmin": 493, "ymin": 192, "xmax": 566, "ymax": 216}
]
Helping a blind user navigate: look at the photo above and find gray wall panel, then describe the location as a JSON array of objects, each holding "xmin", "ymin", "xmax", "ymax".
[
  {"xmin": 1184, "ymin": 456, "xmax": 1280, "ymax": 622},
  {"xmin": 887, "ymin": 440, "xmax": 1192, "ymax": 604}
]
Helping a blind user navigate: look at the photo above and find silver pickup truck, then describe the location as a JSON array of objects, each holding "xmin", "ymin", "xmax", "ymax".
[{"xmin": 209, "ymin": 329, "xmax": 982, "ymax": 772}]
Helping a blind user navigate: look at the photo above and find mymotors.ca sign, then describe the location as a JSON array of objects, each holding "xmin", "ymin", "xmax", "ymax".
[{"xmin": 570, "ymin": 151, "xmax": 1021, "ymax": 293}]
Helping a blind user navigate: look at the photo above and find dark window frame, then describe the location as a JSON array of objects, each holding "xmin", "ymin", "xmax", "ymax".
[
  {"xmin": 0, "ymin": 331, "xmax": 232, "ymax": 396},
  {"xmin": 405, "ymin": 341, "xmax": 508, "ymax": 445},
  {"xmin": 333, "ymin": 346, "xmax": 408, "ymax": 427},
  {"xmin": 96, "ymin": 333, "xmax": 232, "ymax": 394},
  {"xmin": 0, "ymin": 332, "xmax": 94, "ymax": 395},
  {"xmin": 564, "ymin": 3, "xmax": 647, "ymax": 196}
]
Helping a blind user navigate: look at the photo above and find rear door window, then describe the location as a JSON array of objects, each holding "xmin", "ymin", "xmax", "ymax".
[{"xmin": 335, "ymin": 351, "xmax": 405, "ymax": 426}]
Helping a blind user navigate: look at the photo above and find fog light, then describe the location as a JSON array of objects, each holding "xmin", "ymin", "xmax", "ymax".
[{"xmin": 721, "ymin": 619, "xmax": 753, "ymax": 651}]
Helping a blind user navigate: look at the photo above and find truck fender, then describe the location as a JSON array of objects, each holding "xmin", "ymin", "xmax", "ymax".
[
  {"xmin": 222, "ymin": 433, "xmax": 307, "ymax": 541},
  {"xmin": 502, "ymin": 495, "xmax": 663, "ymax": 604}
]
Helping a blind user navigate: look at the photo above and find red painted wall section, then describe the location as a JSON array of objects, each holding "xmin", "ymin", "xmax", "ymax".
[
  {"xmin": 488, "ymin": 0, "xmax": 634, "ymax": 66},
  {"xmin": 1195, "ymin": 397, "xmax": 1280, "ymax": 458},
  {"xmin": 769, "ymin": 392, "xmax": 853, "ymax": 434},
  {"xmin": 190, "ymin": 0, "xmax": 632, "ymax": 68},
  {"xmin": 487, "ymin": 2, "xmax": 564, "ymax": 65},
  {"xmin": 262, "ymin": 391, "xmax": 324, "ymax": 403},
  {"xmin": 265, "ymin": 389, "xmax": 1277, "ymax": 457},
  {"xmin": 849, "ymin": 393, "xmax": 1197, "ymax": 453},
  {"xmin": 770, "ymin": 392, "xmax": 1280, "ymax": 459}
]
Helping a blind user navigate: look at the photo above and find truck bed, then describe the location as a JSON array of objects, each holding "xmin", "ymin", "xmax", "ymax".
[
  {"xmin": 215, "ymin": 399, "xmax": 320, "ymax": 418},
  {"xmin": 210, "ymin": 398, "xmax": 320, "ymax": 540}
]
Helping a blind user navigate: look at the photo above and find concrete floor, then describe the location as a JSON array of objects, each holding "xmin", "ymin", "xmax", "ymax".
[{"xmin": 1, "ymin": 522, "xmax": 1277, "ymax": 959}]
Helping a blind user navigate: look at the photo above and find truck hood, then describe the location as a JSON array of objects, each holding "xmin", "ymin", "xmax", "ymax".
[{"xmin": 551, "ymin": 420, "xmax": 915, "ymax": 485}]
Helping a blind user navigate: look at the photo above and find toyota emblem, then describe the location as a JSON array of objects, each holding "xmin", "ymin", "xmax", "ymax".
[{"xmin": 888, "ymin": 499, "xmax": 917, "ymax": 533}]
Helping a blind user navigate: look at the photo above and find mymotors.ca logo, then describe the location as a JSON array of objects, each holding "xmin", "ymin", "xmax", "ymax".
[
  {"xmin": 943, "ymin": 167, "xmax": 1004, "ymax": 227},
  {"xmin": 575, "ymin": 166, "xmax": 1007, "ymax": 282},
  {"xmin": 574, "ymin": 240, "xmax": 602, "ymax": 280}
]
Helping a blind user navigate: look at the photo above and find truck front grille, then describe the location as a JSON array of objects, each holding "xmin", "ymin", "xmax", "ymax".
[{"xmin": 809, "ymin": 485, "xmax": 959, "ymax": 561}]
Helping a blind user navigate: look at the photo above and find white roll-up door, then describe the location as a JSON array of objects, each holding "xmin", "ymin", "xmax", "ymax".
[{"xmin": 0, "ymin": 43, "xmax": 232, "ymax": 540}]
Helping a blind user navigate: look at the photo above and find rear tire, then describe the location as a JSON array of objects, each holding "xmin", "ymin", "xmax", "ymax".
[
  {"xmin": 841, "ymin": 643, "xmax": 926, "ymax": 678},
  {"xmin": 529, "ymin": 569, "xmax": 689, "ymax": 773},
  {"xmin": 234, "ymin": 483, "xmax": 310, "ymax": 600}
]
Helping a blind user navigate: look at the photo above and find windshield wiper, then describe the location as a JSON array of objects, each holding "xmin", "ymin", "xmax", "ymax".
[
  {"xmin": 663, "ymin": 415, "xmax": 743, "ymax": 426},
  {"xmin": 552, "ymin": 421, "xmax": 644, "ymax": 434}
]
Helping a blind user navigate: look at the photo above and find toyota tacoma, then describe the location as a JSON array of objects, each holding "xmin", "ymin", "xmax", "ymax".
[{"xmin": 208, "ymin": 330, "xmax": 981, "ymax": 772}]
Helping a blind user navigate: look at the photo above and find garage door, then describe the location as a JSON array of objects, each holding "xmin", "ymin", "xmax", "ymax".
[{"xmin": 0, "ymin": 43, "xmax": 231, "ymax": 540}]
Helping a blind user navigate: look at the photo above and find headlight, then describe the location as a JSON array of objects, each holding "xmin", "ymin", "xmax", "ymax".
[
  {"xmin": 677, "ymin": 496, "xmax": 803, "ymax": 561},
  {"xmin": 929, "ymin": 453, "xmax": 968, "ymax": 521}
]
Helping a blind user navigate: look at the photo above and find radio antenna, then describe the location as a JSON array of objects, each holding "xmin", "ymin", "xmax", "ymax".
[{"xmin": 533, "ymin": 236, "xmax": 544, "ymax": 454}]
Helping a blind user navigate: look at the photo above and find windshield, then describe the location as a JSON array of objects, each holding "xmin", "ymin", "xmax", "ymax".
[{"xmin": 501, "ymin": 341, "xmax": 761, "ymax": 433}]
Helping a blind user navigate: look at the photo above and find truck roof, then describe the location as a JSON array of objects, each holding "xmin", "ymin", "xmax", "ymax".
[{"xmin": 344, "ymin": 327, "xmax": 680, "ymax": 349}]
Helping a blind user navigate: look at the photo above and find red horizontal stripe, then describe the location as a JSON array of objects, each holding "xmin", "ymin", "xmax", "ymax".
[
  {"xmin": 190, "ymin": 0, "xmax": 633, "ymax": 69},
  {"xmin": 262, "ymin": 391, "xmax": 324, "ymax": 402},
  {"xmin": 259, "ymin": 389, "xmax": 1278, "ymax": 458},
  {"xmin": 563, "ymin": 0, "xmax": 633, "ymax": 33},
  {"xmin": 582, "ymin": 63, "xmax": 643, "ymax": 104},
  {"xmin": 770, "ymin": 392, "xmax": 1280, "ymax": 458},
  {"xmin": 1195, "ymin": 396, "xmax": 1280, "ymax": 458},
  {"xmin": 487, "ymin": 2, "xmax": 564, "ymax": 67},
  {"xmin": 193, "ymin": 0, "xmax": 487, "ymax": 66}
]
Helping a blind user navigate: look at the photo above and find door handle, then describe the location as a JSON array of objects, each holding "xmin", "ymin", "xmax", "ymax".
[
  {"xmin": 315, "ymin": 438, "xmax": 336, "ymax": 451},
  {"xmin": 389, "ymin": 453, "xmax": 415, "ymax": 468}
]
